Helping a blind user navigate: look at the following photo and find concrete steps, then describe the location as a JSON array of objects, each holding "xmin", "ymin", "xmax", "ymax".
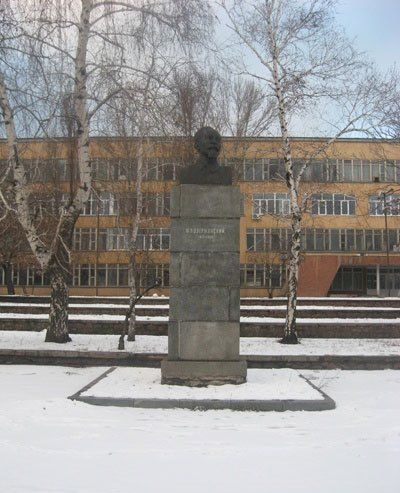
[
  {"xmin": 1, "ymin": 301, "xmax": 400, "ymax": 319},
  {"xmin": 1, "ymin": 349, "xmax": 398, "ymax": 370},
  {"xmin": 1, "ymin": 295, "xmax": 400, "ymax": 307},
  {"xmin": 1, "ymin": 317, "xmax": 400, "ymax": 338},
  {"xmin": 2, "ymin": 295, "xmax": 400, "ymax": 338}
]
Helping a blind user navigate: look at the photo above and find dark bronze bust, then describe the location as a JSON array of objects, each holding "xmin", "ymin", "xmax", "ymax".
[{"xmin": 178, "ymin": 126, "xmax": 232, "ymax": 185}]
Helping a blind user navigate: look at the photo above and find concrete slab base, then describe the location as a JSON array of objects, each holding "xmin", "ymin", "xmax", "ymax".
[
  {"xmin": 69, "ymin": 367, "xmax": 336, "ymax": 412},
  {"xmin": 161, "ymin": 360, "xmax": 247, "ymax": 386}
]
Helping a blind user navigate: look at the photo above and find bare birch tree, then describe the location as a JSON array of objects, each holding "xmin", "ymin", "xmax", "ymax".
[
  {"xmin": 0, "ymin": 0, "xmax": 213, "ymax": 342},
  {"xmin": 221, "ymin": 0, "xmax": 396, "ymax": 343}
]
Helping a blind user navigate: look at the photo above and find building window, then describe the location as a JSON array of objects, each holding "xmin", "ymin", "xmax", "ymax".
[
  {"xmin": 369, "ymin": 195, "xmax": 400, "ymax": 216},
  {"xmin": 240, "ymin": 264, "xmax": 285, "ymax": 288},
  {"xmin": 246, "ymin": 228, "xmax": 291, "ymax": 252},
  {"xmin": 106, "ymin": 228, "xmax": 130, "ymax": 251},
  {"xmin": 143, "ymin": 192, "xmax": 170, "ymax": 216},
  {"xmin": 311, "ymin": 193, "xmax": 356, "ymax": 215},
  {"xmin": 91, "ymin": 191, "xmax": 118, "ymax": 215},
  {"xmin": 137, "ymin": 228, "xmax": 170, "ymax": 250},
  {"xmin": 73, "ymin": 264, "xmax": 96, "ymax": 286},
  {"xmin": 331, "ymin": 267, "xmax": 364, "ymax": 292},
  {"xmin": 64, "ymin": 191, "xmax": 119, "ymax": 216},
  {"xmin": 144, "ymin": 157, "xmax": 184, "ymax": 181},
  {"xmin": 241, "ymin": 158, "xmax": 284, "ymax": 181},
  {"xmin": 252, "ymin": 193, "xmax": 290, "ymax": 217},
  {"xmin": 136, "ymin": 264, "xmax": 169, "ymax": 287},
  {"xmin": 72, "ymin": 264, "xmax": 129, "ymax": 287},
  {"xmin": 73, "ymin": 228, "xmax": 97, "ymax": 251},
  {"xmin": 5, "ymin": 265, "xmax": 50, "ymax": 286},
  {"xmin": 304, "ymin": 159, "xmax": 399, "ymax": 183},
  {"xmin": 380, "ymin": 266, "xmax": 400, "ymax": 291}
]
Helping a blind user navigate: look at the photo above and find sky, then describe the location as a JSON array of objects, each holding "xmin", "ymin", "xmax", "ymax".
[
  {"xmin": 213, "ymin": 0, "xmax": 400, "ymax": 136},
  {"xmin": 336, "ymin": 0, "xmax": 400, "ymax": 70}
]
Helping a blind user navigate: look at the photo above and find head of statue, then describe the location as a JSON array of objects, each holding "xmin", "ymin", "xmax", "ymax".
[{"xmin": 194, "ymin": 126, "xmax": 221, "ymax": 164}]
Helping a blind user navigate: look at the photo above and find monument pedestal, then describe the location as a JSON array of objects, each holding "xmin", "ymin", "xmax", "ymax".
[
  {"xmin": 161, "ymin": 361, "xmax": 247, "ymax": 386},
  {"xmin": 161, "ymin": 184, "xmax": 247, "ymax": 386}
]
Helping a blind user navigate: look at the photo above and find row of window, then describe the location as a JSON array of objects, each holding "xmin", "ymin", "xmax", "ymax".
[
  {"xmin": 310, "ymin": 193, "xmax": 356, "ymax": 216},
  {"xmin": 240, "ymin": 264, "xmax": 285, "ymax": 288},
  {"xmin": 29, "ymin": 191, "xmax": 171, "ymax": 218},
  {"xmin": 21, "ymin": 159, "xmax": 71, "ymax": 183},
  {"xmin": 92, "ymin": 157, "xmax": 183, "ymax": 182},
  {"xmin": 252, "ymin": 192, "xmax": 358, "ymax": 217},
  {"xmin": 0, "ymin": 157, "xmax": 183, "ymax": 184},
  {"xmin": 62, "ymin": 192, "xmax": 170, "ymax": 217},
  {"xmin": 331, "ymin": 267, "xmax": 378, "ymax": 292},
  {"xmin": 73, "ymin": 228, "xmax": 170, "ymax": 251},
  {"xmin": 74, "ymin": 226, "xmax": 400, "ymax": 253},
  {"xmin": 3, "ymin": 156, "xmax": 398, "ymax": 185},
  {"xmin": 246, "ymin": 228, "xmax": 400, "ymax": 252},
  {"xmin": 28, "ymin": 190, "xmax": 400, "ymax": 220},
  {"xmin": 1, "ymin": 263, "xmax": 286, "ymax": 288},
  {"xmin": 243, "ymin": 159, "xmax": 399, "ymax": 183},
  {"xmin": 72, "ymin": 263, "xmax": 170, "ymax": 288},
  {"xmin": 331, "ymin": 266, "xmax": 400, "ymax": 292},
  {"xmin": 252, "ymin": 193, "xmax": 400, "ymax": 217},
  {"xmin": 252, "ymin": 193, "xmax": 290, "ymax": 217},
  {"xmin": 1, "ymin": 264, "xmax": 170, "ymax": 288},
  {"xmin": 369, "ymin": 195, "xmax": 400, "ymax": 216}
]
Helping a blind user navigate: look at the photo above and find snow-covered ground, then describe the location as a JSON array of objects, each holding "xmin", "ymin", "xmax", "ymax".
[
  {"xmin": 0, "ymin": 365, "xmax": 399, "ymax": 492},
  {"xmin": 82, "ymin": 368, "xmax": 320, "ymax": 400},
  {"xmin": 0, "ymin": 302, "xmax": 169, "ymax": 309},
  {"xmin": 2, "ymin": 312, "xmax": 400, "ymax": 324},
  {"xmin": 1, "ymin": 331, "xmax": 399, "ymax": 355}
]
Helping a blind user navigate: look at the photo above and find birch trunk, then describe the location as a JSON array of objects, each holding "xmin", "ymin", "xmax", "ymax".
[
  {"xmin": 2, "ymin": 262, "xmax": 15, "ymax": 295},
  {"xmin": 44, "ymin": 0, "xmax": 93, "ymax": 343},
  {"xmin": 284, "ymin": 211, "xmax": 301, "ymax": 343},
  {"xmin": 270, "ymin": 52, "xmax": 299, "ymax": 344},
  {"xmin": 127, "ymin": 137, "xmax": 144, "ymax": 342},
  {"xmin": 45, "ymin": 205, "xmax": 79, "ymax": 341},
  {"xmin": 71, "ymin": 0, "xmax": 92, "ymax": 214},
  {"xmin": 45, "ymin": 266, "xmax": 71, "ymax": 343},
  {"xmin": 0, "ymin": 73, "xmax": 48, "ymax": 268},
  {"xmin": 126, "ymin": 257, "xmax": 138, "ymax": 341}
]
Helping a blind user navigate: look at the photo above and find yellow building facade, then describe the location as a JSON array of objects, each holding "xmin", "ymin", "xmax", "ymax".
[{"xmin": 1, "ymin": 136, "xmax": 400, "ymax": 297}]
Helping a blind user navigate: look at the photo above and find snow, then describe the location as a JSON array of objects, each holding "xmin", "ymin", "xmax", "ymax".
[
  {"xmin": 82, "ymin": 368, "xmax": 320, "ymax": 400},
  {"xmin": 2, "ymin": 312, "xmax": 400, "ymax": 324},
  {"xmin": 0, "ymin": 331, "xmax": 399, "ymax": 356},
  {"xmin": 244, "ymin": 296, "xmax": 400, "ymax": 300},
  {"xmin": 2, "ymin": 302, "xmax": 400, "ymax": 311},
  {"xmin": 0, "ymin": 312, "xmax": 169, "ymax": 322},
  {"xmin": 0, "ymin": 302, "xmax": 168, "ymax": 309},
  {"xmin": 241, "ymin": 304, "xmax": 400, "ymax": 311},
  {"xmin": 0, "ymin": 365, "xmax": 399, "ymax": 492},
  {"xmin": 241, "ymin": 316, "xmax": 400, "ymax": 324}
]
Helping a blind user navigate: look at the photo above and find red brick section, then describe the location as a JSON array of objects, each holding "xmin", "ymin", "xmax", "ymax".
[
  {"xmin": 298, "ymin": 254, "xmax": 400, "ymax": 296},
  {"xmin": 298, "ymin": 256, "xmax": 340, "ymax": 296}
]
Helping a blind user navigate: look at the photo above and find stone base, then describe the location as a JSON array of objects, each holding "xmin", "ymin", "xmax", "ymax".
[
  {"xmin": 69, "ymin": 368, "xmax": 336, "ymax": 412},
  {"xmin": 161, "ymin": 360, "xmax": 247, "ymax": 387}
]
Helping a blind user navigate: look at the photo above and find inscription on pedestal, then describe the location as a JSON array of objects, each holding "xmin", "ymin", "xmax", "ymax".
[{"xmin": 171, "ymin": 219, "xmax": 239, "ymax": 252}]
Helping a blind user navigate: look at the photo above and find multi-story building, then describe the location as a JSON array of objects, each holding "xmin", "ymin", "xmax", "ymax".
[{"xmin": 1, "ymin": 136, "xmax": 399, "ymax": 297}]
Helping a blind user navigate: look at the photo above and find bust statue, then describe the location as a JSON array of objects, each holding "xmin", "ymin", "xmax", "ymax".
[{"xmin": 178, "ymin": 126, "xmax": 232, "ymax": 185}]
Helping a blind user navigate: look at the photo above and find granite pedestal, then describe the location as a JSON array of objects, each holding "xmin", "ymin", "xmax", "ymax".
[{"xmin": 161, "ymin": 184, "xmax": 247, "ymax": 386}]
